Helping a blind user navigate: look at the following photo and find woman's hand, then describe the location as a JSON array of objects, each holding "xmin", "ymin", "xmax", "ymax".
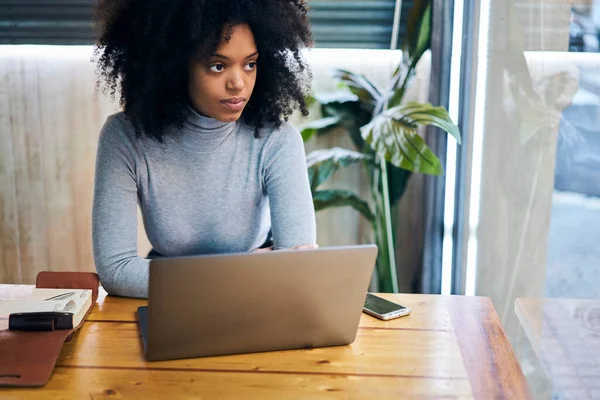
[
  {"xmin": 293, "ymin": 244, "xmax": 319, "ymax": 250},
  {"xmin": 252, "ymin": 244, "xmax": 318, "ymax": 253},
  {"xmin": 252, "ymin": 246, "xmax": 273, "ymax": 253}
]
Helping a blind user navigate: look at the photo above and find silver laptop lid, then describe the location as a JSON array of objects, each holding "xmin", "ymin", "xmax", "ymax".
[{"xmin": 144, "ymin": 245, "xmax": 377, "ymax": 361}]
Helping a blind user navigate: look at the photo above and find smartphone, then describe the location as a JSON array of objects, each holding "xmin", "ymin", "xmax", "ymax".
[{"xmin": 363, "ymin": 293, "xmax": 411, "ymax": 320}]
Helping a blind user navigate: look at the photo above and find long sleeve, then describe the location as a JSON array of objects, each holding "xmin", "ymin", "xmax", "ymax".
[
  {"xmin": 263, "ymin": 122, "xmax": 317, "ymax": 249},
  {"xmin": 92, "ymin": 116, "xmax": 150, "ymax": 298}
]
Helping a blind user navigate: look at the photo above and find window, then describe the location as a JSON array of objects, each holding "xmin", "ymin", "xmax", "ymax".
[{"xmin": 0, "ymin": 0, "xmax": 413, "ymax": 48}]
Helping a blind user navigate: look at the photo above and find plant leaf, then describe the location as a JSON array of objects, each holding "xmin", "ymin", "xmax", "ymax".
[
  {"xmin": 519, "ymin": 106, "xmax": 561, "ymax": 144},
  {"xmin": 405, "ymin": 0, "xmax": 431, "ymax": 59},
  {"xmin": 300, "ymin": 116, "xmax": 341, "ymax": 142},
  {"xmin": 312, "ymin": 91, "xmax": 371, "ymax": 151},
  {"xmin": 332, "ymin": 69, "xmax": 382, "ymax": 106},
  {"xmin": 382, "ymin": 2, "xmax": 432, "ymax": 112},
  {"xmin": 305, "ymin": 94, "xmax": 318, "ymax": 109},
  {"xmin": 360, "ymin": 102, "xmax": 461, "ymax": 175},
  {"xmin": 412, "ymin": 4, "xmax": 431, "ymax": 62},
  {"xmin": 386, "ymin": 67, "xmax": 417, "ymax": 110},
  {"xmin": 387, "ymin": 164, "xmax": 412, "ymax": 206},
  {"xmin": 315, "ymin": 91, "xmax": 359, "ymax": 107},
  {"xmin": 307, "ymin": 148, "xmax": 374, "ymax": 190},
  {"xmin": 313, "ymin": 189, "xmax": 375, "ymax": 225},
  {"xmin": 389, "ymin": 102, "xmax": 461, "ymax": 143}
]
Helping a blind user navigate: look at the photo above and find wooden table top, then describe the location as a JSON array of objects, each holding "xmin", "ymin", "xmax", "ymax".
[
  {"xmin": 515, "ymin": 297, "xmax": 600, "ymax": 400},
  {"xmin": 0, "ymin": 285, "xmax": 531, "ymax": 399}
]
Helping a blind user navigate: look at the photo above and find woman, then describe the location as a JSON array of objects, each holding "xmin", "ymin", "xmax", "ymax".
[{"xmin": 92, "ymin": 0, "xmax": 317, "ymax": 298}]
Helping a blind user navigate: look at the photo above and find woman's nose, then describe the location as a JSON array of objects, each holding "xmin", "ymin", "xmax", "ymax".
[{"xmin": 226, "ymin": 70, "xmax": 245, "ymax": 91}]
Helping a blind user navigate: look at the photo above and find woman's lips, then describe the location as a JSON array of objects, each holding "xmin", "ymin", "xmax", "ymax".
[{"xmin": 221, "ymin": 98, "xmax": 246, "ymax": 111}]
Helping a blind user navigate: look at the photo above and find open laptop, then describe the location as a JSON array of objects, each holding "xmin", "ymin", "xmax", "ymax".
[{"xmin": 137, "ymin": 244, "xmax": 377, "ymax": 361}]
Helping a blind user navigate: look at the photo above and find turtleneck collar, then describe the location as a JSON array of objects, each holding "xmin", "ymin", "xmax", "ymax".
[{"xmin": 176, "ymin": 103, "xmax": 237, "ymax": 152}]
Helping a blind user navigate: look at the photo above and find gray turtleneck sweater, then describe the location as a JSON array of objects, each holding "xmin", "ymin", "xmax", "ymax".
[{"xmin": 92, "ymin": 106, "xmax": 316, "ymax": 298}]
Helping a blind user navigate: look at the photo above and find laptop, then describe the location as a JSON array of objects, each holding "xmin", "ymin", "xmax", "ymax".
[{"xmin": 137, "ymin": 244, "xmax": 377, "ymax": 361}]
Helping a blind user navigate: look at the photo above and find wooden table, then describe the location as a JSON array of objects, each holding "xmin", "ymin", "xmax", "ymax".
[
  {"xmin": 516, "ymin": 298, "xmax": 600, "ymax": 400},
  {"xmin": 0, "ymin": 285, "xmax": 531, "ymax": 399}
]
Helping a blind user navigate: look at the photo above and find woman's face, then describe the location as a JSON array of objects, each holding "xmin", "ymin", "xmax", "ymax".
[{"xmin": 188, "ymin": 23, "xmax": 258, "ymax": 122}]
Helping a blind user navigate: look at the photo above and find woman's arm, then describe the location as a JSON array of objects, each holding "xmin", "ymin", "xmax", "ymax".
[
  {"xmin": 92, "ymin": 115, "xmax": 150, "ymax": 298},
  {"xmin": 263, "ymin": 122, "xmax": 317, "ymax": 249}
]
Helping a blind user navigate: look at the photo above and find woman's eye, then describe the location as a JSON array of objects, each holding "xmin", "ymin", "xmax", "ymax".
[
  {"xmin": 245, "ymin": 62, "xmax": 257, "ymax": 71},
  {"xmin": 209, "ymin": 64, "xmax": 225, "ymax": 73}
]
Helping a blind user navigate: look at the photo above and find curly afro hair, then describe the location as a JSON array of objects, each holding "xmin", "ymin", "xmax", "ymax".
[{"xmin": 94, "ymin": 0, "xmax": 313, "ymax": 140}]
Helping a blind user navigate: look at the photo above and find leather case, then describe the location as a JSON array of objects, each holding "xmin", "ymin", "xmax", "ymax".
[{"xmin": 0, "ymin": 272, "xmax": 100, "ymax": 387}]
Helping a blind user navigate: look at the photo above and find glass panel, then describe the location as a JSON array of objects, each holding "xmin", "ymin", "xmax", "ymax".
[{"xmin": 462, "ymin": 0, "xmax": 600, "ymax": 397}]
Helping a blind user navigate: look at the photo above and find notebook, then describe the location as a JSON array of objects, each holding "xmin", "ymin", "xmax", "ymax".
[{"xmin": 0, "ymin": 288, "xmax": 93, "ymax": 329}]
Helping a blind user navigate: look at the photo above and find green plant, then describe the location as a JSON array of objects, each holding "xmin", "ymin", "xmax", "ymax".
[{"xmin": 301, "ymin": 1, "xmax": 461, "ymax": 292}]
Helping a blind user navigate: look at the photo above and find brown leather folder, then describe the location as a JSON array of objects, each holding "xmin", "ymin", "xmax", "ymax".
[{"xmin": 0, "ymin": 271, "xmax": 100, "ymax": 387}]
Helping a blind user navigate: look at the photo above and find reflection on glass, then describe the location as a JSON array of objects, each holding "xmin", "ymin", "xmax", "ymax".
[{"xmin": 462, "ymin": 0, "xmax": 600, "ymax": 398}]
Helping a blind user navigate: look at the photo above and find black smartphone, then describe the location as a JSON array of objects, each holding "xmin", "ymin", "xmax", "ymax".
[{"xmin": 363, "ymin": 293, "xmax": 411, "ymax": 320}]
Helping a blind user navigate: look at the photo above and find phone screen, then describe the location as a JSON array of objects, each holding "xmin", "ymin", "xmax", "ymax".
[{"xmin": 364, "ymin": 293, "xmax": 407, "ymax": 315}]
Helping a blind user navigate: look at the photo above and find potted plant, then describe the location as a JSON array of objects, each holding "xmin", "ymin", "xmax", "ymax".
[{"xmin": 301, "ymin": 1, "xmax": 461, "ymax": 292}]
